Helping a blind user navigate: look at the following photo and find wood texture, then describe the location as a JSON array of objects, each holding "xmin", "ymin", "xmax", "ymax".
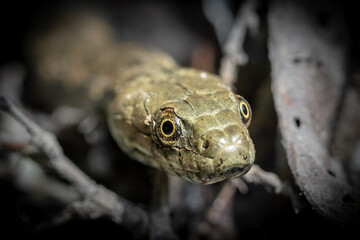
[{"xmin": 268, "ymin": 0, "xmax": 360, "ymax": 226}]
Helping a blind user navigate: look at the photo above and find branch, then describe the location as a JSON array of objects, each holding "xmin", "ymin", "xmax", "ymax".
[
  {"xmin": 197, "ymin": 180, "xmax": 236, "ymax": 240},
  {"xmin": 219, "ymin": 0, "xmax": 259, "ymax": 87},
  {"xmin": 241, "ymin": 164, "xmax": 304, "ymax": 213},
  {"xmin": 196, "ymin": 164, "xmax": 304, "ymax": 239},
  {"xmin": 0, "ymin": 96, "xmax": 154, "ymax": 237},
  {"xmin": 149, "ymin": 170, "xmax": 177, "ymax": 240}
]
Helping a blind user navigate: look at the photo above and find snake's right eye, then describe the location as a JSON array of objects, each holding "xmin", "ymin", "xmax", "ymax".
[
  {"xmin": 155, "ymin": 108, "xmax": 182, "ymax": 145},
  {"xmin": 235, "ymin": 95, "xmax": 252, "ymax": 128}
]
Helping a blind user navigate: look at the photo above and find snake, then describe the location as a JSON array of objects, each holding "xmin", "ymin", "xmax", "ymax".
[{"xmin": 28, "ymin": 11, "xmax": 255, "ymax": 184}]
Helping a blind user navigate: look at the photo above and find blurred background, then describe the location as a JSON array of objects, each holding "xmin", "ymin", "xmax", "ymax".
[{"xmin": 0, "ymin": 0, "xmax": 359, "ymax": 239}]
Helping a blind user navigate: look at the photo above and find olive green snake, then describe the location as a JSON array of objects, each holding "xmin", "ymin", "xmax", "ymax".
[{"xmin": 28, "ymin": 12, "xmax": 255, "ymax": 184}]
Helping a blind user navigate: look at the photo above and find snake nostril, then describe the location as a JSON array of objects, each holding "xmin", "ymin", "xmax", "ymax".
[
  {"xmin": 202, "ymin": 140, "xmax": 209, "ymax": 150},
  {"xmin": 239, "ymin": 150, "xmax": 248, "ymax": 161}
]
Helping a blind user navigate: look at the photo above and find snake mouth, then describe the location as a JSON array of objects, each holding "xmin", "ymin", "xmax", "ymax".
[
  {"xmin": 220, "ymin": 160, "xmax": 253, "ymax": 177},
  {"xmin": 224, "ymin": 166, "xmax": 243, "ymax": 175},
  {"xmin": 196, "ymin": 165, "xmax": 251, "ymax": 184},
  {"xmin": 222, "ymin": 165, "xmax": 249, "ymax": 178},
  {"xmin": 180, "ymin": 163, "xmax": 253, "ymax": 185}
]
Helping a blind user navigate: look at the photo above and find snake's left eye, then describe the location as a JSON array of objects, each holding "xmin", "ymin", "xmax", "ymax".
[
  {"xmin": 236, "ymin": 95, "xmax": 252, "ymax": 127},
  {"xmin": 155, "ymin": 108, "xmax": 182, "ymax": 145}
]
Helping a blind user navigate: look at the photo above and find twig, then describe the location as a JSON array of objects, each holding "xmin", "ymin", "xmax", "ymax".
[
  {"xmin": 200, "ymin": 163, "xmax": 304, "ymax": 232},
  {"xmin": 0, "ymin": 96, "xmax": 96, "ymax": 195},
  {"xmin": 219, "ymin": 0, "xmax": 259, "ymax": 87},
  {"xmin": 230, "ymin": 178, "xmax": 249, "ymax": 194},
  {"xmin": 197, "ymin": 163, "xmax": 304, "ymax": 239},
  {"xmin": 242, "ymin": 164, "xmax": 282, "ymax": 193},
  {"xmin": 197, "ymin": 180, "xmax": 236, "ymax": 240},
  {"xmin": 0, "ymin": 96, "xmax": 153, "ymax": 237},
  {"xmin": 204, "ymin": 181, "xmax": 236, "ymax": 225},
  {"xmin": 149, "ymin": 170, "xmax": 177, "ymax": 240},
  {"xmin": 242, "ymin": 164, "xmax": 304, "ymax": 213},
  {"xmin": 202, "ymin": 0, "xmax": 234, "ymax": 46}
]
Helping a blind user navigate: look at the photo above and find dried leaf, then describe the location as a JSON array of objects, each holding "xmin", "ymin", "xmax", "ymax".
[{"xmin": 268, "ymin": 0, "xmax": 360, "ymax": 227}]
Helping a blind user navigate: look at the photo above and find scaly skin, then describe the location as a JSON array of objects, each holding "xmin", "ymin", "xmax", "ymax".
[{"xmin": 29, "ymin": 12, "xmax": 255, "ymax": 184}]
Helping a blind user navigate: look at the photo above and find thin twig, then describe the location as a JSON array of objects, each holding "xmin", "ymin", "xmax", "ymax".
[
  {"xmin": 197, "ymin": 180, "xmax": 236, "ymax": 240},
  {"xmin": 0, "ymin": 96, "xmax": 153, "ymax": 237},
  {"xmin": 149, "ymin": 170, "xmax": 177, "ymax": 240},
  {"xmin": 242, "ymin": 164, "xmax": 282, "ymax": 193},
  {"xmin": 204, "ymin": 180, "xmax": 236, "ymax": 225},
  {"xmin": 0, "ymin": 96, "xmax": 96, "ymax": 195},
  {"xmin": 242, "ymin": 164, "xmax": 304, "ymax": 213},
  {"xmin": 230, "ymin": 178, "xmax": 249, "ymax": 194},
  {"xmin": 199, "ymin": 163, "xmax": 304, "ymax": 235},
  {"xmin": 219, "ymin": 0, "xmax": 259, "ymax": 87}
]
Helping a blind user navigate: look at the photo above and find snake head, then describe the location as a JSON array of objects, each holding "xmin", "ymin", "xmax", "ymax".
[
  {"xmin": 109, "ymin": 68, "xmax": 255, "ymax": 184},
  {"xmin": 149, "ymin": 70, "xmax": 255, "ymax": 184}
]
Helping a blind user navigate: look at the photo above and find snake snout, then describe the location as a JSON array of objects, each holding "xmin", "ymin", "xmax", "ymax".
[
  {"xmin": 213, "ymin": 142, "xmax": 254, "ymax": 175},
  {"xmin": 194, "ymin": 125, "xmax": 254, "ymax": 177}
]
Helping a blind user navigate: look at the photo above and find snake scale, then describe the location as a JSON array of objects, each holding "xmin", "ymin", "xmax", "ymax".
[{"xmin": 29, "ymin": 11, "xmax": 255, "ymax": 184}]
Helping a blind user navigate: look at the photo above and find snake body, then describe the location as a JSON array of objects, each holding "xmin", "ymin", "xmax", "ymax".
[{"xmin": 29, "ymin": 12, "xmax": 255, "ymax": 184}]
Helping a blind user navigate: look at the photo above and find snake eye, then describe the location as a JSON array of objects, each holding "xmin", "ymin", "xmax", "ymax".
[
  {"xmin": 155, "ymin": 108, "xmax": 182, "ymax": 145},
  {"xmin": 236, "ymin": 95, "xmax": 252, "ymax": 127}
]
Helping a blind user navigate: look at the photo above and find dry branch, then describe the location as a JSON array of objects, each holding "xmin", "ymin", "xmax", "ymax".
[
  {"xmin": 149, "ymin": 171, "xmax": 177, "ymax": 240},
  {"xmin": 0, "ymin": 96, "xmax": 178, "ymax": 239},
  {"xmin": 242, "ymin": 164, "xmax": 303, "ymax": 213},
  {"xmin": 219, "ymin": 0, "xmax": 259, "ymax": 87}
]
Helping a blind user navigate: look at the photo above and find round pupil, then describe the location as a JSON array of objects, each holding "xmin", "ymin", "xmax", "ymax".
[
  {"xmin": 241, "ymin": 103, "xmax": 248, "ymax": 116},
  {"xmin": 162, "ymin": 120, "xmax": 174, "ymax": 135}
]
